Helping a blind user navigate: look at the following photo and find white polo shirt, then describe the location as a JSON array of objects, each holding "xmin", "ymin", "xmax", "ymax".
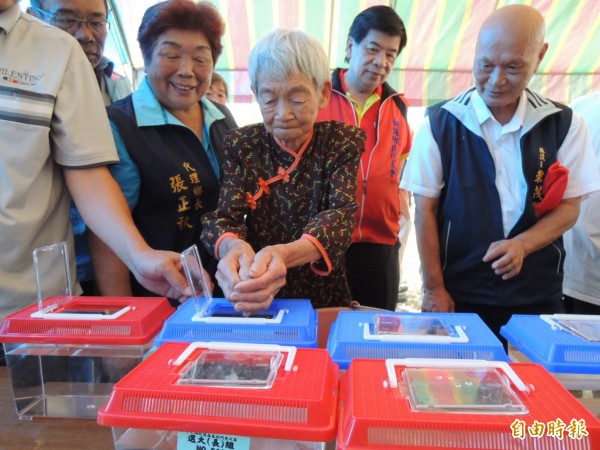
[
  {"xmin": 0, "ymin": 5, "xmax": 118, "ymax": 319},
  {"xmin": 563, "ymin": 91, "xmax": 600, "ymax": 305}
]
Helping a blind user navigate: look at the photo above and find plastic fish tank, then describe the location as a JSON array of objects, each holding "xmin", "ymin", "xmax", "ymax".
[
  {"xmin": 327, "ymin": 311, "xmax": 508, "ymax": 369},
  {"xmin": 156, "ymin": 245, "xmax": 317, "ymax": 348},
  {"xmin": 501, "ymin": 313, "xmax": 600, "ymax": 417},
  {"xmin": 337, "ymin": 358, "xmax": 600, "ymax": 449},
  {"xmin": 0, "ymin": 242, "xmax": 174, "ymax": 419},
  {"xmin": 98, "ymin": 341, "xmax": 339, "ymax": 449}
]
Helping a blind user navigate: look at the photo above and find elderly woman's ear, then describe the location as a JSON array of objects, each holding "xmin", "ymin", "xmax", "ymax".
[{"xmin": 318, "ymin": 80, "xmax": 333, "ymax": 110}]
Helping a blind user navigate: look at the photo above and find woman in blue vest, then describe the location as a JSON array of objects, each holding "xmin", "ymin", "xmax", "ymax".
[{"xmin": 90, "ymin": 0, "xmax": 237, "ymax": 305}]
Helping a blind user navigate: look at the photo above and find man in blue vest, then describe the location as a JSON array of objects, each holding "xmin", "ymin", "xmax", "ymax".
[{"xmin": 401, "ymin": 4, "xmax": 600, "ymax": 342}]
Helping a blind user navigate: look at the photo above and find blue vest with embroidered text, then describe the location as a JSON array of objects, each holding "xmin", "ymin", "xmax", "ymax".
[{"xmin": 428, "ymin": 91, "xmax": 572, "ymax": 306}]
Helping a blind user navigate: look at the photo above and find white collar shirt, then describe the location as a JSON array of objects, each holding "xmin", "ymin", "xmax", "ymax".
[{"xmin": 471, "ymin": 90, "xmax": 528, "ymax": 237}]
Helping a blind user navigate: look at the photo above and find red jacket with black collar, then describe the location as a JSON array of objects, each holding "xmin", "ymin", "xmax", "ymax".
[{"xmin": 317, "ymin": 68, "xmax": 411, "ymax": 245}]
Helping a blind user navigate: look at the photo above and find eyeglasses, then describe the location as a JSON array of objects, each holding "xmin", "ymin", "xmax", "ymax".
[{"xmin": 31, "ymin": 6, "xmax": 110, "ymax": 33}]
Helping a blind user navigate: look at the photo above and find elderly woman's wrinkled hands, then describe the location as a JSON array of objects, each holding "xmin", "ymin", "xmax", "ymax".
[
  {"xmin": 215, "ymin": 239, "xmax": 255, "ymax": 301},
  {"xmin": 227, "ymin": 246, "xmax": 287, "ymax": 314}
]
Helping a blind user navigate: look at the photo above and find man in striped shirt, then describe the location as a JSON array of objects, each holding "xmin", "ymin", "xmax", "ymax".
[{"xmin": 0, "ymin": 1, "xmax": 190, "ymax": 338}]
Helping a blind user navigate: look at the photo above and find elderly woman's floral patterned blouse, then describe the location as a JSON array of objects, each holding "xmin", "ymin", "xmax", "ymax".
[{"xmin": 201, "ymin": 120, "xmax": 365, "ymax": 308}]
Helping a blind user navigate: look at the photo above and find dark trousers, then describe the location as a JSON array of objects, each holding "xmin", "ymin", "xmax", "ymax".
[
  {"xmin": 80, "ymin": 280, "xmax": 99, "ymax": 296},
  {"xmin": 454, "ymin": 300, "xmax": 565, "ymax": 351},
  {"xmin": 564, "ymin": 295, "xmax": 600, "ymax": 315},
  {"xmin": 345, "ymin": 241, "xmax": 400, "ymax": 311}
]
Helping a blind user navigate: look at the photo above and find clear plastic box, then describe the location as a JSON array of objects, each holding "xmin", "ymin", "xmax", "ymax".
[
  {"xmin": 337, "ymin": 358, "xmax": 600, "ymax": 449},
  {"xmin": 0, "ymin": 242, "xmax": 174, "ymax": 420},
  {"xmin": 156, "ymin": 245, "xmax": 318, "ymax": 348},
  {"xmin": 327, "ymin": 312, "xmax": 509, "ymax": 369},
  {"xmin": 0, "ymin": 296, "xmax": 174, "ymax": 419},
  {"xmin": 109, "ymin": 428, "xmax": 328, "ymax": 450},
  {"xmin": 155, "ymin": 297, "xmax": 318, "ymax": 348},
  {"xmin": 98, "ymin": 341, "xmax": 339, "ymax": 449},
  {"xmin": 501, "ymin": 314, "xmax": 600, "ymax": 417}
]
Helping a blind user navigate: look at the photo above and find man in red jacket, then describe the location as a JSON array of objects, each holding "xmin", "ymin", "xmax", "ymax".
[{"xmin": 318, "ymin": 5, "xmax": 411, "ymax": 310}]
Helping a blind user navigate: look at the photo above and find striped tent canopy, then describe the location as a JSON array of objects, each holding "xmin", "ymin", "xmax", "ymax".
[{"xmin": 110, "ymin": 0, "xmax": 600, "ymax": 106}]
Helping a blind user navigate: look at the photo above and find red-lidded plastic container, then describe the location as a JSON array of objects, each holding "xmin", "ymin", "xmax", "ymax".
[
  {"xmin": 98, "ymin": 341, "xmax": 339, "ymax": 449},
  {"xmin": 337, "ymin": 358, "xmax": 600, "ymax": 449},
  {"xmin": 0, "ymin": 296, "xmax": 174, "ymax": 419}
]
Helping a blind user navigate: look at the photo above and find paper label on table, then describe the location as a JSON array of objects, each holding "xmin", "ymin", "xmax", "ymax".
[{"xmin": 178, "ymin": 432, "xmax": 251, "ymax": 450}]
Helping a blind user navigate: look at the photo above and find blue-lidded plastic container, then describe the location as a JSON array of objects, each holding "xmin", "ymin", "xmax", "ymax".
[
  {"xmin": 326, "ymin": 311, "xmax": 508, "ymax": 369},
  {"xmin": 155, "ymin": 298, "xmax": 318, "ymax": 348},
  {"xmin": 501, "ymin": 314, "xmax": 600, "ymax": 372},
  {"xmin": 501, "ymin": 314, "xmax": 600, "ymax": 417},
  {"xmin": 501, "ymin": 314, "xmax": 600, "ymax": 374}
]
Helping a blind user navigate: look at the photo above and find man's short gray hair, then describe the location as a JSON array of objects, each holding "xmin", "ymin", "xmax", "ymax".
[{"xmin": 248, "ymin": 29, "xmax": 330, "ymax": 94}]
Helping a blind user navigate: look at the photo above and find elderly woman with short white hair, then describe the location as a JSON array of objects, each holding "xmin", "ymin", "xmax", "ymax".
[{"xmin": 201, "ymin": 29, "xmax": 365, "ymax": 313}]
